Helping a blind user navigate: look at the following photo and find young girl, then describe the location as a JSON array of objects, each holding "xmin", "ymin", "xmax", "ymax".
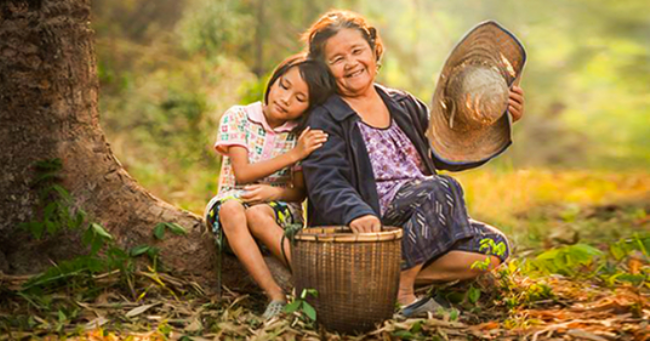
[{"xmin": 205, "ymin": 54, "xmax": 332, "ymax": 319}]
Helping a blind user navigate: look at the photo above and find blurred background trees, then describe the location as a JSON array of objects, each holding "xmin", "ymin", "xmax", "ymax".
[{"xmin": 90, "ymin": 0, "xmax": 650, "ymax": 214}]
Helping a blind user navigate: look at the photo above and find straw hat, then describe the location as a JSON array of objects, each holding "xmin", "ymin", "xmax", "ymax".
[{"xmin": 427, "ymin": 21, "xmax": 526, "ymax": 163}]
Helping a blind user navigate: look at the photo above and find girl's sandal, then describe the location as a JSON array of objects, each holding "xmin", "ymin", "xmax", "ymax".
[{"xmin": 262, "ymin": 300, "xmax": 286, "ymax": 320}]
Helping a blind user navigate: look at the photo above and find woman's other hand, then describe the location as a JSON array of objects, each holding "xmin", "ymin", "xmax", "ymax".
[
  {"xmin": 508, "ymin": 86, "xmax": 525, "ymax": 122},
  {"xmin": 294, "ymin": 127, "xmax": 328, "ymax": 160},
  {"xmin": 241, "ymin": 184, "xmax": 281, "ymax": 204},
  {"xmin": 349, "ymin": 215, "xmax": 381, "ymax": 233}
]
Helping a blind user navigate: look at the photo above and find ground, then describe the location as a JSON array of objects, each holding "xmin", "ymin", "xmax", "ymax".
[{"xmin": 0, "ymin": 170, "xmax": 648, "ymax": 340}]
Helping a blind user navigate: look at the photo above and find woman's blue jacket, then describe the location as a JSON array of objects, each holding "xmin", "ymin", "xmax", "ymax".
[{"xmin": 302, "ymin": 85, "xmax": 490, "ymax": 227}]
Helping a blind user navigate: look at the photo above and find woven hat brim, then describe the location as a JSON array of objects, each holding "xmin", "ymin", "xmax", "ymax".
[{"xmin": 427, "ymin": 20, "xmax": 526, "ymax": 163}]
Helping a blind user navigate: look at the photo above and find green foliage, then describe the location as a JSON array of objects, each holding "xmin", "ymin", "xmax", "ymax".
[
  {"xmin": 609, "ymin": 233, "xmax": 650, "ymax": 260},
  {"xmin": 176, "ymin": 0, "xmax": 252, "ymax": 59},
  {"xmin": 521, "ymin": 234, "xmax": 650, "ymax": 287},
  {"xmin": 153, "ymin": 222, "xmax": 188, "ymax": 240},
  {"xmin": 16, "ymin": 159, "xmax": 192, "ymax": 307},
  {"xmin": 239, "ymin": 77, "xmax": 267, "ymax": 108},
  {"xmin": 22, "ymin": 222, "xmax": 131, "ymax": 293},
  {"xmin": 17, "ymin": 159, "xmax": 132, "ymax": 295},
  {"xmin": 130, "ymin": 244, "xmax": 153, "ymax": 257},
  {"xmin": 494, "ymin": 260, "xmax": 556, "ymax": 310},
  {"xmin": 468, "ymin": 285, "xmax": 481, "ymax": 304},
  {"xmin": 471, "ymin": 238, "xmax": 507, "ymax": 271},
  {"xmin": 83, "ymin": 223, "xmax": 113, "ymax": 255},
  {"xmin": 129, "ymin": 244, "xmax": 161, "ymax": 271},
  {"xmin": 530, "ymin": 243, "xmax": 604, "ymax": 277},
  {"xmin": 391, "ymin": 329, "xmax": 417, "ymax": 340},
  {"xmin": 480, "ymin": 232, "xmax": 645, "ymax": 315},
  {"xmin": 284, "ymin": 289, "xmax": 318, "ymax": 322},
  {"xmin": 603, "ymin": 234, "xmax": 650, "ymax": 287},
  {"xmin": 20, "ymin": 159, "xmax": 86, "ymax": 240}
]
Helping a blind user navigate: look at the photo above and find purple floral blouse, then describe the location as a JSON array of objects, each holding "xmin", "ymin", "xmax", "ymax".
[{"xmin": 357, "ymin": 120, "xmax": 428, "ymax": 216}]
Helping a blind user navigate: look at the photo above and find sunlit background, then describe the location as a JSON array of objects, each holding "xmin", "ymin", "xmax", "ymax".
[{"xmin": 92, "ymin": 0, "xmax": 650, "ymax": 249}]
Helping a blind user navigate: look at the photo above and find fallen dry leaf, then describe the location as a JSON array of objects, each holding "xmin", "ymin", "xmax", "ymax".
[
  {"xmin": 567, "ymin": 329, "xmax": 609, "ymax": 341},
  {"xmin": 125, "ymin": 303, "xmax": 159, "ymax": 318}
]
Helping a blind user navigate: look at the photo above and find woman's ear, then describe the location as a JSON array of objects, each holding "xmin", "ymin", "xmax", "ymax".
[
  {"xmin": 373, "ymin": 45, "xmax": 382, "ymax": 64},
  {"xmin": 375, "ymin": 48, "xmax": 382, "ymax": 69}
]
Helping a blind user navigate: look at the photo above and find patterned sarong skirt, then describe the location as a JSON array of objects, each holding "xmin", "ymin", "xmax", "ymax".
[{"xmin": 381, "ymin": 175, "xmax": 510, "ymax": 270}]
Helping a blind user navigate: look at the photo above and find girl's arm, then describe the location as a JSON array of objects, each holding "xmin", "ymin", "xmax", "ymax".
[
  {"xmin": 239, "ymin": 171, "xmax": 306, "ymax": 204},
  {"xmin": 228, "ymin": 128, "xmax": 327, "ymax": 184}
]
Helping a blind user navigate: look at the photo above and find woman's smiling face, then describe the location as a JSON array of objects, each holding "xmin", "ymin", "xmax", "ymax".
[{"xmin": 323, "ymin": 28, "xmax": 378, "ymax": 98}]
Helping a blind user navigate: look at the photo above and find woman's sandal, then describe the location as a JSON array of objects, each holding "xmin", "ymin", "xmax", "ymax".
[
  {"xmin": 398, "ymin": 297, "xmax": 445, "ymax": 318},
  {"xmin": 262, "ymin": 300, "xmax": 286, "ymax": 320}
]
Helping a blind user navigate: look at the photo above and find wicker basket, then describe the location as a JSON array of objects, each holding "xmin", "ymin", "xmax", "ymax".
[{"xmin": 291, "ymin": 226, "xmax": 403, "ymax": 334}]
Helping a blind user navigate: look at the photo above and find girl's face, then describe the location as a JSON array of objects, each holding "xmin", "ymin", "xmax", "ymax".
[
  {"xmin": 265, "ymin": 66, "xmax": 310, "ymax": 127},
  {"xmin": 323, "ymin": 28, "xmax": 377, "ymax": 98}
]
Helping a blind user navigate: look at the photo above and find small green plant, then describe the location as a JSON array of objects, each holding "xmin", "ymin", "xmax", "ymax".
[
  {"xmin": 153, "ymin": 222, "xmax": 188, "ymax": 240},
  {"xmin": 133, "ymin": 221, "xmax": 189, "ymax": 271},
  {"xmin": 471, "ymin": 238, "xmax": 507, "ymax": 271},
  {"xmin": 609, "ymin": 233, "xmax": 649, "ymax": 260},
  {"xmin": 20, "ymin": 159, "xmax": 86, "ymax": 240},
  {"xmin": 529, "ymin": 243, "xmax": 603, "ymax": 277},
  {"xmin": 467, "ymin": 285, "xmax": 481, "ymax": 304},
  {"xmin": 129, "ymin": 244, "xmax": 161, "ymax": 269},
  {"xmin": 17, "ymin": 159, "xmax": 191, "ymax": 297},
  {"xmin": 22, "ymin": 222, "xmax": 132, "ymax": 293},
  {"xmin": 284, "ymin": 289, "xmax": 318, "ymax": 321},
  {"xmin": 18, "ymin": 159, "xmax": 134, "ymax": 293}
]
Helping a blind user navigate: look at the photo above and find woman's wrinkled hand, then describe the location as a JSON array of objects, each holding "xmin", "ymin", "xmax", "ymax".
[
  {"xmin": 294, "ymin": 127, "xmax": 328, "ymax": 160},
  {"xmin": 508, "ymin": 86, "xmax": 525, "ymax": 122},
  {"xmin": 349, "ymin": 215, "xmax": 381, "ymax": 233},
  {"xmin": 240, "ymin": 184, "xmax": 281, "ymax": 204}
]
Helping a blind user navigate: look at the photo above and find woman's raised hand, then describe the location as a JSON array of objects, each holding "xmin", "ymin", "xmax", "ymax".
[
  {"xmin": 349, "ymin": 214, "xmax": 381, "ymax": 233},
  {"xmin": 508, "ymin": 86, "xmax": 525, "ymax": 122},
  {"xmin": 294, "ymin": 127, "xmax": 328, "ymax": 160}
]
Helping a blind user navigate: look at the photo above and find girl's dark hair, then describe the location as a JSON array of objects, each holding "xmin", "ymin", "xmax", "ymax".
[
  {"xmin": 302, "ymin": 10, "xmax": 384, "ymax": 64},
  {"xmin": 264, "ymin": 53, "xmax": 334, "ymax": 132}
]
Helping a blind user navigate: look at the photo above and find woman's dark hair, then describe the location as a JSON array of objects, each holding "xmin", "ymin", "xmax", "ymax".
[
  {"xmin": 264, "ymin": 53, "xmax": 334, "ymax": 132},
  {"xmin": 302, "ymin": 10, "xmax": 384, "ymax": 64}
]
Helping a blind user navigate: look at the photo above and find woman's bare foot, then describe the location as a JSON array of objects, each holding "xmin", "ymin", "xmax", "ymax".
[{"xmin": 397, "ymin": 288, "xmax": 417, "ymax": 306}]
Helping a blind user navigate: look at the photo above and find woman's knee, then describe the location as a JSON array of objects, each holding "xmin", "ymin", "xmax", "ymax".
[
  {"xmin": 469, "ymin": 220, "xmax": 511, "ymax": 261},
  {"xmin": 488, "ymin": 255, "xmax": 502, "ymax": 268}
]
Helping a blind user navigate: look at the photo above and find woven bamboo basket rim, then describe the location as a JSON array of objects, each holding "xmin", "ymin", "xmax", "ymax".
[{"xmin": 294, "ymin": 226, "xmax": 402, "ymax": 243}]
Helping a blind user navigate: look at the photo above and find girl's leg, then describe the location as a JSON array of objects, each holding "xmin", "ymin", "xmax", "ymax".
[
  {"xmin": 415, "ymin": 251, "xmax": 501, "ymax": 285},
  {"xmin": 245, "ymin": 204, "xmax": 292, "ymax": 266},
  {"xmin": 219, "ymin": 200, "xmax": 284, "ymax": 302}
]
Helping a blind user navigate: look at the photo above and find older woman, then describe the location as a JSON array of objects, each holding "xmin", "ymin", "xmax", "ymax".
[{"xmin": 301, "ymin": 11, "xmax": 525, "ymax": 316}]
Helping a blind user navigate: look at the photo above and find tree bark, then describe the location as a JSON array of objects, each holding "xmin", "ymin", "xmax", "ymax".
[
  {"xmin": 0, "ymin": 0, "xmax": 290, "ymax": 293},
  {"xmin": 252, "ymin": 0, "xmax": 265, "ymax": 78}
]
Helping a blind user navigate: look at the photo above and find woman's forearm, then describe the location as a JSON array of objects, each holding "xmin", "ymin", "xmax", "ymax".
[{"xmin": 275, "ymin": 187, "xmax": 306, "ymax": 202}]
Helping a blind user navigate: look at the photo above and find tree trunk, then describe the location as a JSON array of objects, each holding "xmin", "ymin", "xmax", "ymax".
[
  {"xmin": 252, "ymin": 0, "xmax": 265, "ymax": 78},
  {"xmin": 0, "ymin": 0, "xmax": 290, "ymax": 293}
]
